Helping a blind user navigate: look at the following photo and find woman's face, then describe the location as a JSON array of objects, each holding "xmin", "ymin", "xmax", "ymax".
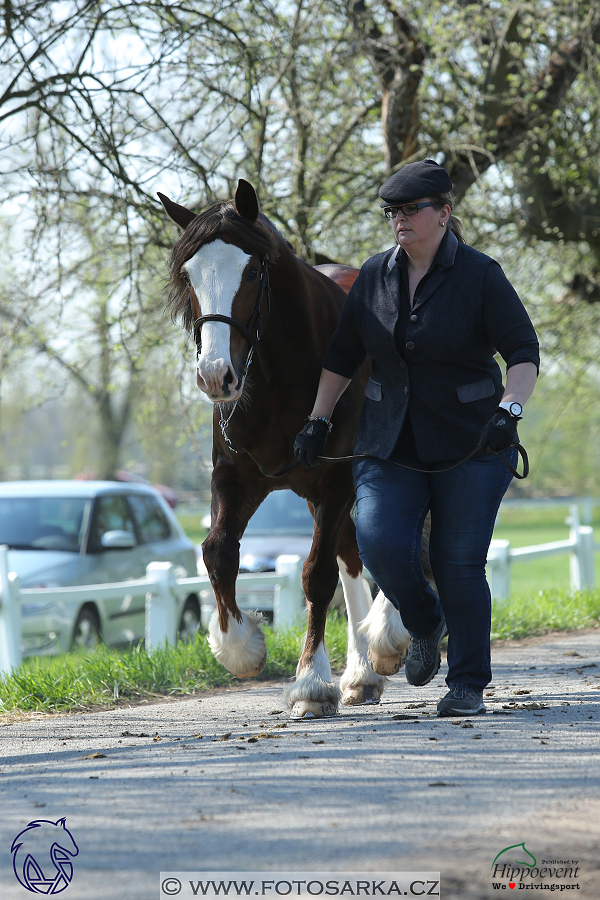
[{"xmin": 391, "ymin": 197, "xmax": 450, "ymax": 251}]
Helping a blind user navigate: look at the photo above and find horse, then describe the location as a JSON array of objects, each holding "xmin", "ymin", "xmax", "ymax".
[{"xmin": 159, "ymin": 179, "xmax": 411, "ymax": 718}]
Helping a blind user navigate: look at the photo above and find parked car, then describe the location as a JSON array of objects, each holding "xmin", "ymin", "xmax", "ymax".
[
  {"xmin": 197, "ymin": 490, "xmax": 376, "ymax": 625},
  {"xmin": 0, "ymin": 481, "xmax": 200, "ymax": 655}
]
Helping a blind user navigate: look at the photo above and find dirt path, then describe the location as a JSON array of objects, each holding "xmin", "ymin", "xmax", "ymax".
[{"xmin": 1, "ymin": 630, "xmax": 599, "ymax": 900}]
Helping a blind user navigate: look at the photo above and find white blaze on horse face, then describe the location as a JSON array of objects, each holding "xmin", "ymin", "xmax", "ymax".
[{"xmin": 184, "ymin": 240, "xmax": 251, "ymax": 400}]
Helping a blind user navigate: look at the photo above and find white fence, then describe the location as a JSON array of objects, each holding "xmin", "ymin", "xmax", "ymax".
[
  {"xmin": 487, "ymin": 504, "xmax": 597, "ymax": 602},
  {"xmin": 0, "ymin": 548, "xmax": 305, "ymax": 677}
]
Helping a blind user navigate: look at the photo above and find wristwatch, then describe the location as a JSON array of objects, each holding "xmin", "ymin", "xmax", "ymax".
[{"xmin": 499, "ymin": 401, "xmax": 523, "ymax": 418}]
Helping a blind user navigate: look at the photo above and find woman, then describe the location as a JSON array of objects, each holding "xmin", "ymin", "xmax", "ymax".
[{"xmin": 294, "ymin": 159, "xmax": 539, "ymax": 717}]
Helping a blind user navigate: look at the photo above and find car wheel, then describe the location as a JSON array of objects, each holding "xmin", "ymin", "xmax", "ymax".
[
  {"xmin": 178, "ymin": 598, "xmax": 201, "ymax": 642},
  {"xmin": 71, "ymin": 608, "xmax": 101, "ymax": 650}
]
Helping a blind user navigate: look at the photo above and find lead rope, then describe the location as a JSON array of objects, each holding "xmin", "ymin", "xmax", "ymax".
[{"xmin": 222, "ymin": 440, "xmax": 529, "ymax": 480}]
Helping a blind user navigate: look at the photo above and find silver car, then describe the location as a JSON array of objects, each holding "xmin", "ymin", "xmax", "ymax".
[{"xmin": 0, "ymin": 481, "xmax": 200, "ymax": 655}]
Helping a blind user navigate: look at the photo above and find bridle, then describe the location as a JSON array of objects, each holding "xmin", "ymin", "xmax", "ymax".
[{"xmin": 192, "ymin": 257, "xmax": 270, "ymax": 380}]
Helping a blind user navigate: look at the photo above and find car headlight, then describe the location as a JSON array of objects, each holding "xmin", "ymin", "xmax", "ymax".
[{"xmin": 240, "ymin": 554, "xmax": 275, "ymax": 572}]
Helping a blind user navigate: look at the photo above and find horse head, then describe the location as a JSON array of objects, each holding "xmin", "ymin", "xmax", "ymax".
[{"xmin": 160, "ymin": 180, "xmax": 279, "ymax": 403}]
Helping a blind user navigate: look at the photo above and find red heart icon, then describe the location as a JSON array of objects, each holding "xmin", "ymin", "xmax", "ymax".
[{"xmin": 509, "ymin": 885, "xmax": 516, "ymax": 890}]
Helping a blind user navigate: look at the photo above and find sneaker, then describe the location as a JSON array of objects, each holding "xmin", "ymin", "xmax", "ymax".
[
  {"xmin": 405, "ymin": 616, "xmax": 447, "ymax": 686},
  {"xmin": 437, "ymin": 684, "xmax": 486, "ymax": 717}
]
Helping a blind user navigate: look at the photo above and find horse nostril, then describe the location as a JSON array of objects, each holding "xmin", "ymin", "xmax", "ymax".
[{"xmin": 223, "ymin": 369, "xmax": 234, "ymax": 386}]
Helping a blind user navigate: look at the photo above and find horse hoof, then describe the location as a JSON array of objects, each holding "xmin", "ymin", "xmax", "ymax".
[
  {"xmin": 341, "ymin": 684, "xmax": 383, "ymax": 706},
  {"xmin": 233, "ymin": 650, "xmax": 267, "ymax": 679},
  {"xmin": 290, "ymin": 700, "xmax": 337, "ymax": 719},
  {"xmin": 368, "ymin": 648, "xmax": 403, "ymax": 676}
]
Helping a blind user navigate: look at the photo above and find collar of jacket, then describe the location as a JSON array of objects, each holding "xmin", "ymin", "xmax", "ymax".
[{"xmin": 385, "ymin": 227, "xmax": 458, "ymax": 276}]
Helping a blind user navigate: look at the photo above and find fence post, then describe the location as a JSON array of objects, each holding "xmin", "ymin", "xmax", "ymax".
[
  {"xmin": 567, "ymin": 505, "xmax": 583, "ymax": 591},
  {"xmin": 274, "ymin": 555, "xmax": 305, "ymax": 629},
  {"xmin": 0, "ymin": 545, "xmax": 22, "ymax": 676},
  {"xmin": 576, "ymin": 526, "xmax": 595, "ymax": 590},
  {"xmin": 488, "ymin": 539, "xmax": 510, "ymax": 603},
  {"xmin": 145, "ymin": 562, "xmax": 178, "ymax": 651}
]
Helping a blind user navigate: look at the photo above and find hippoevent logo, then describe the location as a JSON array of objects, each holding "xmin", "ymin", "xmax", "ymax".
[
  {"xmin": 11, "ymin": 817, "xmax": 79, "ymax": 894},
  {"xmin": 491, "ymin": 843, "xmax": 581, "ymax": 891}
]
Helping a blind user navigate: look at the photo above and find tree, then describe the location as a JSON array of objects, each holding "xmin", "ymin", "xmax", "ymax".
[{"xmin": 3, "ymin": 1, "xmax": 600, "ymax": 487}]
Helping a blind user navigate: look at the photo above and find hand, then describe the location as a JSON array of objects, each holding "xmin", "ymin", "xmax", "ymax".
[
  {"xmin": 294, "ymin": 418, "xmax": 330, "ymax": 467},
  {"xmin": 477, "ymin": 408, "xmax": 520, "ymax": 453}
]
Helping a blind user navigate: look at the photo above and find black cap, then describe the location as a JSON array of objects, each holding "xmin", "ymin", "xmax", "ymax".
[{"xmin": 379, "ymin": 159, "xmax": 452, "ymax": 207}]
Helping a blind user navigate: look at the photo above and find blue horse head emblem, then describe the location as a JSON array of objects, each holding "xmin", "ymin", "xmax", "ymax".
[{"xmin": 11, "ymin": 818, "xmax": 79, "ymax": 894}]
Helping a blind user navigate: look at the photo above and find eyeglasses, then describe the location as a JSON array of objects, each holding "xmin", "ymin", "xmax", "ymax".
[{"xmin": 383, "ymin": 202, "xmax": 436, "ymax": 219}]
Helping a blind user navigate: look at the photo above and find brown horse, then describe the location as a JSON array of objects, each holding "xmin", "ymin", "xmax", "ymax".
[{"xmin": 160, "ymin": 180, "xmax": 410, "ymax": 718}]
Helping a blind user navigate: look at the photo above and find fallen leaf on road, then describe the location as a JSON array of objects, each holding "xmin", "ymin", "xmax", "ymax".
[
  {"xmin": 81, "ymin": 752, "xmax": 106, "ymax": 760},
  {"xmin": 212, "ymin": 733, "xmax": 232, "ymax": 742},
  {"xmin": 121, "ymin": 731, "xmax": 149, "ymax": 737}
]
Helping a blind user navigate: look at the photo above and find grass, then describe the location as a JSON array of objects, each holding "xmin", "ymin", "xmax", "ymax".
[
  {"xmin": 0, "ymin": 614, "xmax": 349, "ymax": 715},
  {"xmin": 1, "ymin": 593, "xmax": 599, "ymax": 715}
]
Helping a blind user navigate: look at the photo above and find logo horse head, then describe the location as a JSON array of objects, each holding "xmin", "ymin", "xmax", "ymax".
[{"xmin": 11, "ymin": 817, "xmax": 79, "ymax": 894}]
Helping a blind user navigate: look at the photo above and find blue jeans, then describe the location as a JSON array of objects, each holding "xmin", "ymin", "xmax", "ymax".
[{"xmin": 353, "ymin": 447, "xmax": 516, "ymax": 689}]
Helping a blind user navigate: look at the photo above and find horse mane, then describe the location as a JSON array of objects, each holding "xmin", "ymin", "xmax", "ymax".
[{"xmin": 167, "ymin": 200, "xmax": 285, "ymax": 332}]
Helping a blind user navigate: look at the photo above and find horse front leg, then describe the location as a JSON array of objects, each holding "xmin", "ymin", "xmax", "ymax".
[
  {"xmin": 358, "ymin": 513, "xmax": 433, "ymax": 676},
  {"xmin": 203, "ymin": 466, "xmax": 267, "ymax": 678},
  {"xmin": 336, "ymin": 514, "xmax": 387, "ymax": 705},
  {"xmin": 284, "ymin": 525, "xmax": 340, "ymax": 719}
]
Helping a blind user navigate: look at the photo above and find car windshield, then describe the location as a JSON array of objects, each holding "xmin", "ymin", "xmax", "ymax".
[
  {"xmin": 244, "ymin": 491, "xmax": 314, "ymax": 535},
  {"xmin": 0, "ymin": 497, "xmax": 89, "ymax": 552}
]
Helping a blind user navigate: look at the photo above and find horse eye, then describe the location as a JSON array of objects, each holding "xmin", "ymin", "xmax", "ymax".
[
  {"xmin": 181, "ymin": 270, "xmax": 190, "ymax": 284},
  {"xmin": 247, "ymin": 268, "xmax": 259, "ymax": 282}
]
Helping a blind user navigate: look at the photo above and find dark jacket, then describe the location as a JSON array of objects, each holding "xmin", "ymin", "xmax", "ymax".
[{"xmin": 323, "ymin": 230, "xmax": 539, "ymax": 463}]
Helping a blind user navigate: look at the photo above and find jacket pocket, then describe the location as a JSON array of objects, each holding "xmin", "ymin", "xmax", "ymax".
[
  {"xmin": 365, "ymin": 377, "xmax": 383, "ymax": 401},
  {"xmin": 456, "ymin": 377, "xmax": 495, "ymax": 403}
]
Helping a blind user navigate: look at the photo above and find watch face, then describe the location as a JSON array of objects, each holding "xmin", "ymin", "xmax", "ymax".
[{"xmin": 509, "ymin": 402, "xmax": 522, "ymax": 417}]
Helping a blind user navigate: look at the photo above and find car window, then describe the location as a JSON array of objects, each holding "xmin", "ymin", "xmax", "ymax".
[
  {"xmin": 0, "ymin": 497, "xmax": 88, "ymax": 551},
  {"xmin": 128, "ymin": 494, "xmax": 171, "ymax": 543},
  {"xmin": 245, "ymin": 491, "xmax": 314, "ymax": 535},
  {"xmin": 88, "ymin": 495, "xmax": 136, "ymax": 552}
]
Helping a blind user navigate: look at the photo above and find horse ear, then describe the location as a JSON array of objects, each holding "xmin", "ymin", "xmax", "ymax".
[
  {"xmin": 157, "ymin": 192, "xmax": 197, "ymax": 230},
  {"xmin": 234, "ymin": 180, "xmax": 259, "ymax": 221}
]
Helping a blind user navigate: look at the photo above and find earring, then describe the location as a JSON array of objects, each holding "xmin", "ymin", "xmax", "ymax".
[{"xmin": 440, "ymin": 221, "xmax": 445, "ymax": 227}]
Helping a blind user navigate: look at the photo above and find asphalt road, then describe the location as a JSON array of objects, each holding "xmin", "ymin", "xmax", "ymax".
[{"xmin": 1, "ymin": 630, "xmax": 599, "ymax": 900}]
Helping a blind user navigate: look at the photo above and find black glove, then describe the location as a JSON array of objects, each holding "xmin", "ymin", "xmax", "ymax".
[
  {"xmin": 294, "ymin": 418, "xmax": 331, "ymax": 467},
  {"xmin": 477, "ymin": 407, "xmax": 520, "ymax": 453}
]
